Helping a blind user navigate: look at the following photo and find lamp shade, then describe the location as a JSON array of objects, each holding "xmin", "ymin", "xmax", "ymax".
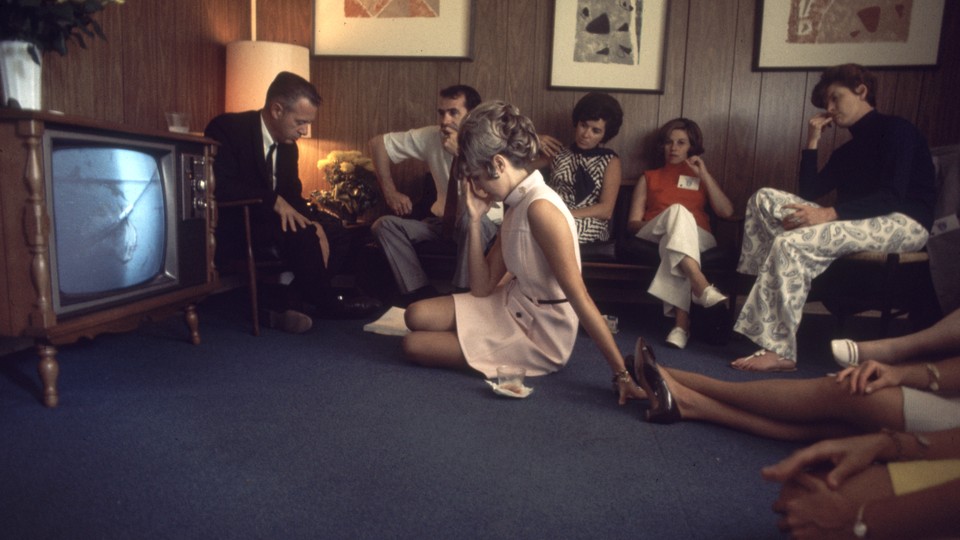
[{"xmin": 225, "ymin": 41, "xmax": 310, "ymax": 112}]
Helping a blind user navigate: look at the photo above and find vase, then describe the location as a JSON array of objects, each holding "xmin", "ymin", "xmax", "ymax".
[{"xmin": 0, "ymin": 41, "xmax": 42, "ymax": 110}]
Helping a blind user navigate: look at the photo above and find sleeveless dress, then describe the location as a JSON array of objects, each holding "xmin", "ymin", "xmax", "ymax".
[
  {"xmin": 547, "ymin": 145, "xmax": 617, "ymax": 243},
  {"xmin": 453, "ymin": 170, "xmax": 581, "ymax": 378}
]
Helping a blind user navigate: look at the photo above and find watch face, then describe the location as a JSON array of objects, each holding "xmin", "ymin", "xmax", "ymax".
[{"xmin": 854, "ymin": 521, "xmax": 868, "ymax": 538}]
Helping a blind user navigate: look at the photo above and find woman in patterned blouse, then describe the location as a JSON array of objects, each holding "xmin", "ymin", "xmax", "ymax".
[{"xmin": 537, "ymin": 92, "xmax": 624, "ymax": 244}]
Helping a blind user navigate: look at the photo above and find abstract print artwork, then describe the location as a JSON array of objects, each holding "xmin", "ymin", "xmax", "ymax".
[
  {"xmin": 786, "ymin": 0, "xmax": 912, "ymax": 44},
  {"xmin": 573, "ymin": 0, "xmax": 641, "ymax": 66},
  {"xmin": 551, "ymin": 0, "xmax": 667, "ymax": 92},
  {"xmin": 314, "ymin": 0, "xmax": 472, "ymax": 58},
  {"xmin": 344, "ymin": 0, "xmax": 440, "ymax": 18},
  {"xmin": 755, "ymin": 0, "xmax": 944, "ymax": 69}
]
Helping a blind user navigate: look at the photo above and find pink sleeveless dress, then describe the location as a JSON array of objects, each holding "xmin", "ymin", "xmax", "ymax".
[{"xmin": 453, "ymin": 171, "xmax": 581, "ymax": 378}]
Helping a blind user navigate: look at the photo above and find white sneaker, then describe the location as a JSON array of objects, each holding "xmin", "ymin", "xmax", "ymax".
[
  {"xmin": 665, "ymin": 327, "xmax": 689, "ymax": 349},
  {"xmin": 692, "ymin": 285, "xmax": 728, "ymax": 308}
]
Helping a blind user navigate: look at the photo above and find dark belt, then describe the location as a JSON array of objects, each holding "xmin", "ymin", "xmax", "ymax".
[{"xmin": 523, "ymin": 293, "xmax": 568, "ymax": 305}]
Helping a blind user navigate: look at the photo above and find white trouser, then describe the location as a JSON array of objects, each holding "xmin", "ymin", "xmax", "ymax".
[
  {"xmin": 734, "ymin": 188, "xmax": 930, "ymax": 361},
  {"xmin": 636, "ymin": 204, "xmax": 717, "ymax": 315}
]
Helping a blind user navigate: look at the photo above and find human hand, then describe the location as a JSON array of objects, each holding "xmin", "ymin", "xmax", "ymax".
[
  {"xmin": 464, "ymin": 179, "xmax": 491, "ymax": 220},
  {"xmin": 384, "ymin": 189, "xmax": 414, "ymax": 216},
  {"xmin": 538, "ymin": 135, "xmax": 564, "ymax": 159},
  {"xmin": 441, "ymin": 124, "xmax": 459, "ymax": 156},
  {"xmin": 834, "ymin": 360, "xmax": 904, "ymax": 395},
  {"xmin": 685, "ymin": 155, "xmax": 709, "ymax": 178},
  {"xmin": 772, "ymin": 473, "xmax": 860, "ymax": 539},
  {"xmin": 807, "ymin": 112, "xmax": 835, "ymax": 149},
  {"xmin": 273, "ymin": 195, "xmax": 311, "ymax": 232},
  {"xmin": 312, "ymin": 221, "xmax": 330, "ymax": 267},
  {"xmin": 781, "ymin": 204, "xmax": 837, "ymax": 230},
  {"xmin": 762, "ymin": 432, "xmax": 889, "ymax": 489}
]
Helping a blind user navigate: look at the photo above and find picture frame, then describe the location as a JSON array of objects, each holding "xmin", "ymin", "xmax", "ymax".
[
  {"xmin": 312, "ymin": 0, "xmax": 473, "ymax": 59},
  {"xmin": 754, "ymin": 0, "xmax": 945, "ymax": 70},
  {"xmin": 549, "ymin": 0, "xmax": 668, "ymax": 93}
]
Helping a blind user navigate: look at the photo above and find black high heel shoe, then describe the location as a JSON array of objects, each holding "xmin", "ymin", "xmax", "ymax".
[{"xmin": 634, "ymin": 337, "xmax": 682, "ymax": 424}]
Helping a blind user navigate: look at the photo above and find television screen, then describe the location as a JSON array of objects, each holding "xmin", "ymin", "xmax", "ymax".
[{"xmin": 51, "ymin": 146, "xmax": 167, "ymax": 297}]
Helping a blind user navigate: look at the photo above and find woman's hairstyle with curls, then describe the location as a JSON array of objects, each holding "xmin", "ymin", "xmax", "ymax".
[
  {"xmin": 571, "ymin": 92, "xmax": 623, "ymax": 143},
  {"xmin": 457, "ymin": 101, "xmax": 540, "ymax": 181},
  {"xmin": 811, "ymin": 63, "xmax": 877, "ymax": 108}
]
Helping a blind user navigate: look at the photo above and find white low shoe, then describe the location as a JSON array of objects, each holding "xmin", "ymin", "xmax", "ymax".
[
  {"xmin": 665, "ymin": 327, "xmax": 689, "ymax": 349},
  {"xmin": 692, "ymin": 285, "xmax": 728, "ymax": 308},
  {"xmin": 831, "ymin": 339, "xmax": 860, "ymax": 368}
]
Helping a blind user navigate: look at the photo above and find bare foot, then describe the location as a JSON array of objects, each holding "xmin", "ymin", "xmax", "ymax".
[{"xmin": 730, "ymin": 350, "xmax": 797, "ymax": 372}]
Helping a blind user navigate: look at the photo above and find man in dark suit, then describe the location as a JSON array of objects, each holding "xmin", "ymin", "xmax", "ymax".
[{"xmin": 206, "ymin": 71, "xmax": 379, "ymax": 332}]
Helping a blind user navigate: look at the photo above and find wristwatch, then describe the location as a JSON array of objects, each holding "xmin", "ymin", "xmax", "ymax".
[{"xmin": 853, "ymin": 503, "xmax": 868, "ymax": 538}]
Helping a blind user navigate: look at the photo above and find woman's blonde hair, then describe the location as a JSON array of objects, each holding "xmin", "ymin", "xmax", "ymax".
[{"xmin": 457, "ymin": 101, "xmax": 540, "ymax": 180}]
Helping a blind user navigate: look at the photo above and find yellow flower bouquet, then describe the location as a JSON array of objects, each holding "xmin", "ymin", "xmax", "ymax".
[{"xmin": 309, "ymin": 150, "xmax": 381, "ymax": 222}]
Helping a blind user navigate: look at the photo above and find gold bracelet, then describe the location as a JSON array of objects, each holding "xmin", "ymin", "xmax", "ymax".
[
  {"xmin": 881, "ymin": 428, "xmax": 903, "ymax": 461},
  {"xmin": 926, "ymin": 363, "xmax": 941, "ymax": 392},
  {"xmin": 881, "ymin": 428, "xmax": 931, "ymax": 461}
]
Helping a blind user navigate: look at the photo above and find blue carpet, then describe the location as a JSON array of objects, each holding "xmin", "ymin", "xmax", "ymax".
[{"xmin": 0, "ymin": 290, "xmax": 895, "ymax": 539}]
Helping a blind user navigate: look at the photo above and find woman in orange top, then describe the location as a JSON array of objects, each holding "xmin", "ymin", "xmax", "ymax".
[{"xmin": 625, "ymin": 118, "xmax": 734, "ymax": 349}]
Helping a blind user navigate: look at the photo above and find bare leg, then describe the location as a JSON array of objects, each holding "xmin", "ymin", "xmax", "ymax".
[
  {"xmin": 667, "ymin": 368, "xmax": 905, "ymax": 433},
  {"xmin": 404, "ymin": 296, "xmax": 456, "ymax": 332},
  {"xmin": 402, "ymin": 296, "xmax": 471, "ymax": 370},
  {"xmin": 658, "ymin": 367, "xmax": 852, "ymax": 440},
  {"xmin": 856, "ymin": 307, "xmax": 960, "ymax": 364},
  {"xmin": 678, "ymin": 256, "xmax": 710, "ymax": 297},
  {"xmin": 674, "ymin": 309, "xmax": 690, "ymax": 332}
]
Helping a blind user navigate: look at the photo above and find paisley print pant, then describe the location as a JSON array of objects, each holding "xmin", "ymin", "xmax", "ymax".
[{"xmin": 733, "ymin": 188, "xmax": 929, "ymax": 362}]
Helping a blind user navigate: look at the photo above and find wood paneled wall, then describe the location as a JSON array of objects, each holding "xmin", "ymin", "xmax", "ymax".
[{"xmin": 41, "ymin": 0, "xmax": 960, "ymax": 217}]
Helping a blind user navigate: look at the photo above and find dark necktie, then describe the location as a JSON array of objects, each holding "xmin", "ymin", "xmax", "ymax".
[
  {"xmin": 441, "ymin": 157, "xmax": 459, "ymax": 238},
  {"xmin": 266, "ymin": 143, "xmax": 277, "ymax": 189}
]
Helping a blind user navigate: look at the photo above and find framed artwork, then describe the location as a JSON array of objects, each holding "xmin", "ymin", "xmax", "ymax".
[
  {"xmin": 550, "ymin": 0, "xmax": 668, "ymax": 93},
  {"xmin": 755, "ymin": 0, "xmax": 945, "ymax": 70},
  {"xmin": 313, "ymin": 0, "xmax": 473, "ymax": 59}
]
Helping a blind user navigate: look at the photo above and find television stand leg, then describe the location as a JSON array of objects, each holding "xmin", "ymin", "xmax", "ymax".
[
  {"xmin": 36, "ymin": 343, "xmax": 59, "ymax": 408},
  {"xmin": 184, "ymin": 304, "xmax": 200, "ymax": 345}
]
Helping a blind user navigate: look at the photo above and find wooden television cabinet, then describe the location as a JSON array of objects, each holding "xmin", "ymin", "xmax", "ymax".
[{"xmin": 0, "ymin": 110, "xmax": 218, "ymax": 407}]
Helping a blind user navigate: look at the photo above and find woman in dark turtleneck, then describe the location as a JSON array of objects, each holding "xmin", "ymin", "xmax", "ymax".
[
  {"xmin": 731, "ymin": 63, "xmax": 936, "ymax": 373},
  {"xmin": 538, "ymin": 92, "xmax": 624, "ymax": 245},
  {"xmin": 623, "ymin": 118, "xmax": 735, "ymax": 350}
]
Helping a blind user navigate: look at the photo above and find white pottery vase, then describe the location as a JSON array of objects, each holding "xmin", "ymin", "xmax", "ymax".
[{"xmin": 0, "ymin": 41, "xmax": 42, "ymax": 110}]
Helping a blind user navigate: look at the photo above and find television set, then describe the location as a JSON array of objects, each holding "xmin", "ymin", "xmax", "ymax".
[
  {"xmin": 0, "ymin": 110, "xmax": 217, "ymax": 407},
  {"xmin": 42, "ymin": 129, "xmax": 209, "ymax": 317}
]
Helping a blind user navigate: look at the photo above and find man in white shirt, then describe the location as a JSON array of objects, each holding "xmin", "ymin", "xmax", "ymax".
[{"xmin": 370, "ymin": 85, "xmax": 500, "ymax": 306}]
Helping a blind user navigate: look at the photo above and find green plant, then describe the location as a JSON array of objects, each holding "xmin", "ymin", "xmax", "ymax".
[
  {"xmin": 309, "ymin": 150, "xmax": 381, "ymax": 221},
  {"xmin": 0, "ymin": 0, "xmax": 124, "ymax": 62}
]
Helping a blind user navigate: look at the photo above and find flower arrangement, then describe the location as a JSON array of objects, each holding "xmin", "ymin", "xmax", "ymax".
[
  {"xmin": 0, "ymin": 0, "xmax": 125, "ymax": 63},
  {"xmin": 309, "ymin": 150, "xmax": 381, "ymax": 222}
]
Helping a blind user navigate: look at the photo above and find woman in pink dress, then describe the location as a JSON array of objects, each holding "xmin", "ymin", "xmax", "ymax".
[{"xmin": 402, "ymin": 101, "xmax": 643, "ymax": 404}]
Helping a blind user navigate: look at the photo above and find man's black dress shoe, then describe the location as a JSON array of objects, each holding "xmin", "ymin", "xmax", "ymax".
[
  {"xmin": 321, "ymin": 294, "xmax": 383, "ymax": 319},
  {"xmin": 261, "ymin": 309, "xmax": 313, "ymax": 334}
]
